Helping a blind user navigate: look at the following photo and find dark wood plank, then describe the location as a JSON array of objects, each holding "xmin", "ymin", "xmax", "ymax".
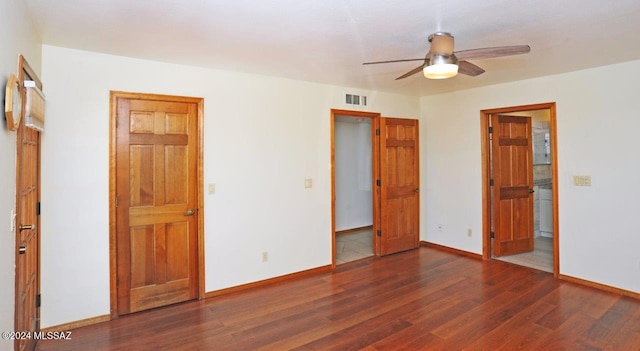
[{"xmin": 36, "ymin": 247, "xmax": 640, "ymax": 351}]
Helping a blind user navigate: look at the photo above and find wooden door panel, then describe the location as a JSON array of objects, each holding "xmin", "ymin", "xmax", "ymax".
[
  {"xmin": 130, "ymin": 279, "xmax": 192, "ymax": 313},
  {"xmin": 130, "ymin": 145, "xmax": 154, "ymax": 206},
  {"xmin": 164, "ymin": 145, "xmax": 189, "ymax": 204},
  {"xmin": 16, "ymin": 125, "xmax": 40, "ymax": 351},
  {"xmin": 130, "ymin": 226, "xmax": 155, "ymax": 288},
  {"xmin": 491, "ymin": 115, "xmax": 534, "ymax": 257},
  {"xmin": 379, "ymin": 118, "xmax": 419, "ymax": 256},
  {"xmin": 130, "ymin": 111, "xmax": 155, "ymax": 133},
  {"xmin": 116, "ymin": 96, "xmax": 198, "ymax": 315},
  {"xmin": 166, "ymin": 222, "xmax": 191, "ymax": 280}
]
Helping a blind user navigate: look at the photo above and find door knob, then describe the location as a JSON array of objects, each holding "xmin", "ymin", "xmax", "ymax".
[
  {"xmin": 528, "ymin": 189, "xmax": 535, "ymax": 193},
  {"xmin": 19, "ymin": 224, "xmax": 34, "ymax": 231},
  {"xmin": 19, "ymin": 246, "xmax": 26, "ymax": 255},
  {"xmin": 184, "ymin": 209, "xmax": 195, "ymax": 216},
  {"xmin": 415, "ymin": 188, "xmax": 420, "ymax": 193}
]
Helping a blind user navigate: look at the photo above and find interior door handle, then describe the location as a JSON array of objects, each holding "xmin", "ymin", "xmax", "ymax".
[
  {"xmin": 529, "ymin": 189, "xmax": 535, "ymax": 193},
  {"xmin": 184, "ymin": 209, "xmax": 195, "ymax": 216},
  {"xmin": 415, "ymin": 188, "xmax": 420, "ymax": 193},
  {"xmin": 19, "ymin": 224, "xmax": 34, "ymax": 231},
  {"xmin": 19, "ymin": 246, "xmax": 26, "ymax": 255}
]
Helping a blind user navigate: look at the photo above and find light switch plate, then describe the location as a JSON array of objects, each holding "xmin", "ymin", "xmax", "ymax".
[
  {"xmin": 10, "ymin": 209, "xmax": 16, "ymax": 231},
  {"xmin": 573, "ymin": 175, "xmax": 591, "ymax": 186},
  {"xmin": 304, "ymin": 178, "xmax": 312, "ymax": 188},
  {"xmin": 208, "ymin": 183, "xmax": 216, "ymax": 194}
]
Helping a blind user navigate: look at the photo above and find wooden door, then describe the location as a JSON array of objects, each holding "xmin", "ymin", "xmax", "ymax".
[
  {"xmin": 15, "ymin": 124, "xmax": 40, "ymax": 351},
  {"xmin": 15, "ymin": 56, "xmax": 41, "ymax": 351},
  {"xmin": 378, "ymin": 118, "xmax": 420, "ymax": 255},
  {"xmin": 115, "ymin": 95, "xmax": 199, "ymax": 315},
  {"xmin": 491, "ymin": 115, "xmax": 534, "ymax": 257}
]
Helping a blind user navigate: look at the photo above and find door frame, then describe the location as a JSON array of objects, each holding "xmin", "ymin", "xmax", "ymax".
[
  {"xmin": 480, "ymin": 102, "xmax": 559, "ymax": 277},
  {"xmin": 14, "ymin": 55, "xmax": 42, "ymax": 351},
  {"xmin": 109, "ymin": 91, "xmax": 205, "ymax": 318},
  {"xmin": 330, "ymin": 109, "xmax": 380, "ymax": 268}
]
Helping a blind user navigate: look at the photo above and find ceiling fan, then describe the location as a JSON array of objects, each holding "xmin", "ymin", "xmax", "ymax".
[{"xmin": 363, "ymin": 32, "xmax": 530, "ymax": 80}]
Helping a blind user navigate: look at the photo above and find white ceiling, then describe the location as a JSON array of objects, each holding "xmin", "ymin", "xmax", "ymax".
[{"xmin": 24, "ymin": 0, "xmax": 640, "ymax": 96}]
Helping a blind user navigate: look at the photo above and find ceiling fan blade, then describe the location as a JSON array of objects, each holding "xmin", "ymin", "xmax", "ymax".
[
  {"xmin": 430, "ymin": 34, "xmax": 454, "ymax": 55},
  {"xmin": 455, "ymin": 45, "xmax": 530, "ymax": 61},
  {"xmin": 395, "ymin": 65, "xmax": 424, "ymax": 80},
  {"xmin": 363, "ymin": 58, "xmax": 424, "ymax": 65},
  {"xmin": 458, "ymin": 61, "xmax": 485, "ymax": 76}
]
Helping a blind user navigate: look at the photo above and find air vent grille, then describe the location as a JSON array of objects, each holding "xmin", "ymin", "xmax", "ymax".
[{"xmin": 345, "ymin": 94, "xmax": 367, "ymax": 106}]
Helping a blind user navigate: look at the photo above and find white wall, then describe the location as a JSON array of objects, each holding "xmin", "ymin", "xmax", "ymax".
[
  {"xmin": 0, "ymin": 0, "xmax": 41, "ymax": 347},
  {"xmin": 335, "ymin": 118, "xmax": 373, "ymax": 231},
  {"xmin": 421, "ymin": 59, "xmax": 640, "ymax": 294},
  {"xmin": 39, "ymin": 45, "xmax": 419, "ymax": 327},
  {"xmin": 33, "ymin": 31, "xmax": 640, "ymax": 330}
]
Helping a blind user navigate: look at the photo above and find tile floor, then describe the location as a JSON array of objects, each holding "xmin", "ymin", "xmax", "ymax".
[
  {"xmin": 495, "ymin": 236, "xmax": 554, "ymax": 272},
  {"xmin": 336, "ymin": 228, "xmax": 553, "ymax": 272},
  {"xmin": 336, "ymin": 227, "xmax": 374, "ymax": 264}
]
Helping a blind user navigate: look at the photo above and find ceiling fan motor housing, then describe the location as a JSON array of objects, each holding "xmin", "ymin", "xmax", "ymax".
[
  {"xmin": 428, "ymin": 32, "xmax": 453, "ymax": 43},
  {"xmin": 426, "ymin": 52, "xmax": 458, "ymax": 66}
]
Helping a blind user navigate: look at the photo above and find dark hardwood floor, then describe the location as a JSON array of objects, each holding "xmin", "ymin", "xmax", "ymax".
[{"xmin": 37, "ymin": 247, "xmax": 640, "ymax": 350}]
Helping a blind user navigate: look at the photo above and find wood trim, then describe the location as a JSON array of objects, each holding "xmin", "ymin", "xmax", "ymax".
[
  {"xmin": 559, "ymin": 274, "xmax": 640, "ymax": 300},
  {"xmin": 335, "ymin": 225, "xmax": 373, "ymax": 235},
  {"xmin": 548, "ymin": 103, "xmax": 559, "ymax": 276},
  {"xmin": 330, "ymin": 109, "xmax": 380, "ymax": 269},
  {"xmin": 15, "ymin": 55, "xmax": 43, "ymax": 351},
  {"xmin": 108, "ymin": 93, "xmax": 118, "ymax": 319},
  {"xmin": 18, "ymin": 54, "xmax": 42, "ymax": 90},
  {"xmin": 372, "ymin": 116, "xmax": 381, "ymax": 255},
  {"xmin": 204, "ymin": 265, "xmax": 332, "ymax": 298},
  {"xmin": 480, "ymin": 102, "xmax": 559, "ymax": 277},
  {"xmin": 331, "ymin": 109, "xmax": 381, "ymax": 118},
  {"xmin": 41, "ymin": 315, "xmax": 110, "ymax": 333},
  {"xmin": 420, "ymin": 241, "xmax": 483, "ymax": 260},
  {"xmin": 480, "ymin": 102, "xmax": 555, "ymax": 115},
  {"xmin": 109, "ymin": 91, "xmax": 205, "ymax": 318},
  {"xmin": 330, "ymin": 112, "xmax": 335, "ymax": 268},
  {"xmin": 109, "ymin": 91, "xmax": 204, "ymax": 104},
  {"xmin": 196, "ymin": 98, "xmax": 205, "ymax": 299},
  {"xmin": 480, "ymin": 112, "xmax": 491, "ymax": 261}
]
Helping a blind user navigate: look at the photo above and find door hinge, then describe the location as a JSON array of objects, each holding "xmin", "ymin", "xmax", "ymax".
[
  {"xmin": 115, "ymin": 197, "xmax": 118, "ymax": 208},
  {"xmin": 490, "ymin": 232, "xmax": 495, "ymax": 239},
  {"xmin": 376, "ymin": 179, "xmax": 381, "ymax": 186},
  {"xmin": 36, "ymin": 202, "xmax": 41, "ymax": 216},
  {"xmin": 375, "ymin": 129, "xmax": 380, "ymax": 136},
  {"xmin": 376, "ymin": 230, "xmax": 381, "ymax": 237},
  {"xmin": 489, "ymin": 179, "xmax": 494, "ymax": 186},
  {"xmin": 36, "ymin": 294, "xmax": 41, "ymax": 308},
  {"xmin": 488, "ymin": 126, "xmax": 493, "ymax": 133}
]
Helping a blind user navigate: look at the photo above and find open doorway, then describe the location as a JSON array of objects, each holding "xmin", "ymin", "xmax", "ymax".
[
  {"xmin": 332, "ymin": 111, "xmax": 378, "ymax": 265},
  {"xmin": 331, "ymin": 109, "xmax": 421, "ymax": 267},
  {"xmin": 481, "ymin": 103, "xmax": 559, "ymax": 276}
]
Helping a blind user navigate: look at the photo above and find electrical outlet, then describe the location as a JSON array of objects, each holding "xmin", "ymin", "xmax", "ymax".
[
  {"xmin": 467, "ymin": 228, "xmax": 473, "ymax": 237},
  {"xmin": 262, "ymin": 251, "xmax": 268, "ymax": 262}
]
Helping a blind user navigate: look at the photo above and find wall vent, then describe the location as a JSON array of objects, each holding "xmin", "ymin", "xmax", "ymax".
[{"xmin": 345, "ymin": 94, "xmax": 367, "ymax": 106}]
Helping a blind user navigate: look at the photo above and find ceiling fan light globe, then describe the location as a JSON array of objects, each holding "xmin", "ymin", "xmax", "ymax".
[
  {"xmin": 423, "ymin": 53, "xmax": 459, "ymax": 79},
  {"xmin": 423, "ymin": 63, "xmax": 458, "ymax": 79}
]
